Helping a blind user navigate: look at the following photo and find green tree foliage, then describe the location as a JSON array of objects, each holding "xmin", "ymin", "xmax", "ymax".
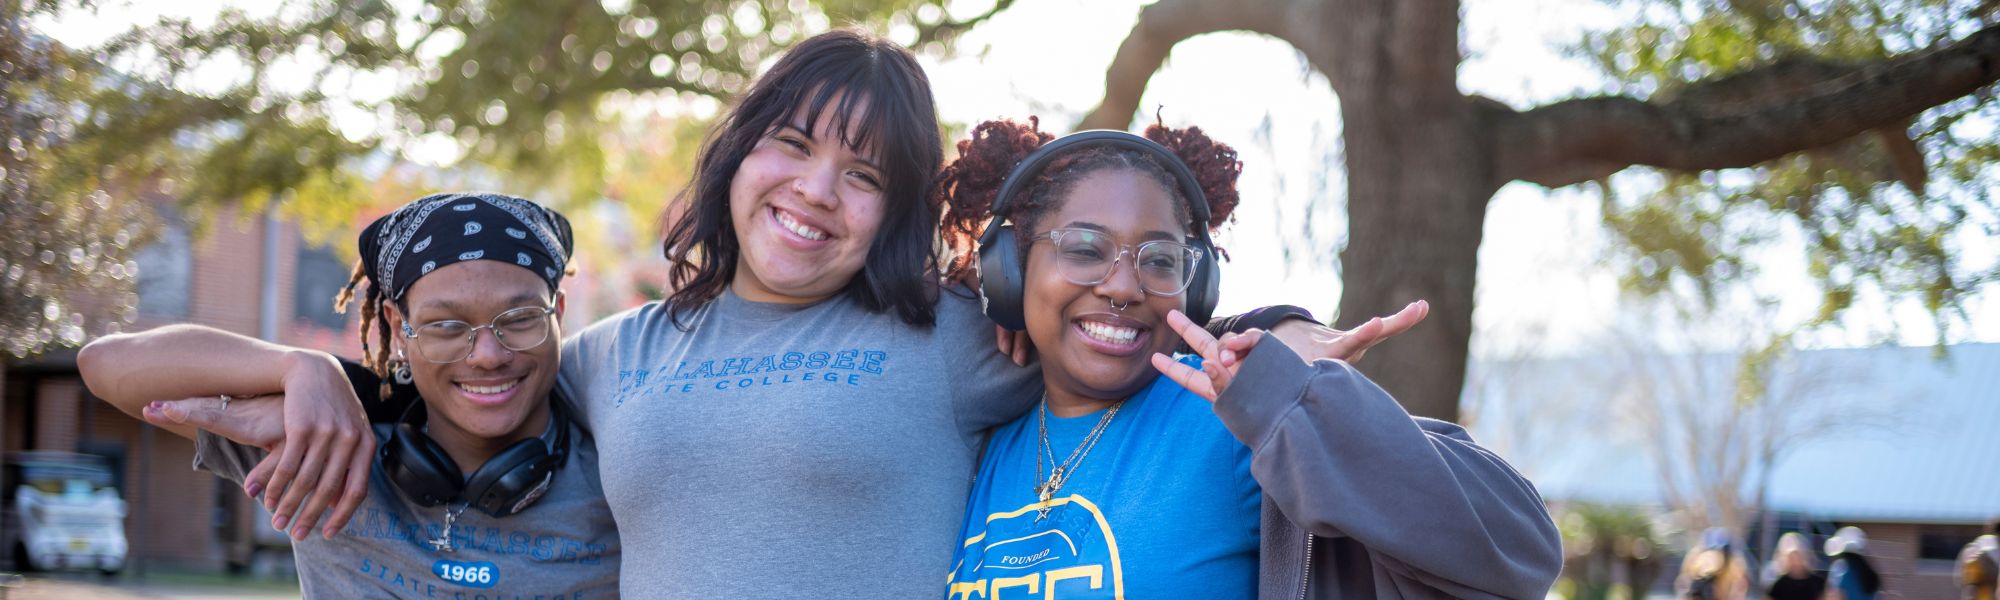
[
  {"xmin": 9, "ymin": 0, "xmax": 1008, "ymax": 352},
  {"xmin": 26, "ymin": 0, "xmax": 1003, "ymax": 231},
  {"xmin": 1582, "ymin": 0, "xmax": 2000, "ymax": 340},
  {"xmin": 1554, "ymin": 502, "xmax": 1663, "ymax": 600},
  {"xmin": 1, "ymin": 1, "xmax": 146, "ymax": 358}
]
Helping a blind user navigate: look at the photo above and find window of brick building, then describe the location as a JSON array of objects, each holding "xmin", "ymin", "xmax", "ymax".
[
  {"xmin": 134, "ymin": 206, "xmax": 191, "ymax": 318},
  {"xmin": 293, "ymin": 244, "xmax": 350, "ymax": 331},
  {"xmin": 1918, "ymin": 525, "xmax": 1983, "ymax": 570}
]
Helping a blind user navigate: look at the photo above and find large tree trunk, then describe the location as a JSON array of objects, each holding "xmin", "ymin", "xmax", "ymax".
[
  {"xmin": 1311, "ymin": 0, "xmax": 1492, "ymax": 421},
  {"xmin": 1335, "ymin": 96, "xmax": 1495, "ymax": 422},
  {"xmin": 1079, "ymin": 0, "xmax": 2000, "ymax": 422}
]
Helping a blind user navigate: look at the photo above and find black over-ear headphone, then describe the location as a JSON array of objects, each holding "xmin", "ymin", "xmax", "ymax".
[
  {"xmin": 380, "ymin": 396, "xmax": 571, "ymax": 517},
  {"xmin": 977, "ymin": 129, "xmax": 1221, "ymax": 331}
]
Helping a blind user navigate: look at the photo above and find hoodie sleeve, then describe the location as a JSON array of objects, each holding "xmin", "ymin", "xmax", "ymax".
[
  {"xmin": 1205, "ymin": 305, "xmax": 1317, "ymax": 338},
  {"xmin": 1213, "ymin": 338, "xmax": 1563, "ymax": 599}
]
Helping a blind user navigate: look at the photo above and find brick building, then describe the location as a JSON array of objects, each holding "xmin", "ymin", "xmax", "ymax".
[{"xmin": 2, "ymin": 198, "xmax": 365, "ymax": 574}]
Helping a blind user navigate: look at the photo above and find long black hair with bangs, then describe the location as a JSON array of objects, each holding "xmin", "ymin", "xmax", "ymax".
[{"xmin": 660, "ymin": 29, "xmax": 943, "ymax": 328}]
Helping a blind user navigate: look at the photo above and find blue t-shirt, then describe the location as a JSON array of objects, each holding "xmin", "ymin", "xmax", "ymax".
[
  {"xmin": 1829, "ymin": 556, "xmax": 1878, "ymax": 600},
  {"xmin": 946, "ymin": 358, "xmax": 1260, "ymax": 599}
]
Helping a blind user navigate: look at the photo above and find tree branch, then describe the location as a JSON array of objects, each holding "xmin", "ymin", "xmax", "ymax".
[
  {"xmin": 1076, "ymin": 0, "xmax": 1302, "ymax": 130},
  {"xmin": 1493, "ymin": 23, "xmax": 2000, "ymax": 188},
  {"xmin": 914, "ymin": 0, "xmax": 1016, "ymax": 47}
]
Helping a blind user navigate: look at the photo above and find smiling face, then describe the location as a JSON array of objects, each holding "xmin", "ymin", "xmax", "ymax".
[
  {"xmin": 1023, "ymin": 168, "xmax": 1192, "ymax": 403},
  {"xmin": 727, "ymin": 96, "xmax": 888, "ymax": 304},
  {"xmin": 387, "ymin": 260, "xmax": 564, "ymax": 449}
]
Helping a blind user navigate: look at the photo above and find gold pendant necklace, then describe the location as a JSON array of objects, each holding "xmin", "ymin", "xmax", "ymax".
[{"xmin": 1034, "ymin": 396, "xmax": 1124, "ymax": 520}]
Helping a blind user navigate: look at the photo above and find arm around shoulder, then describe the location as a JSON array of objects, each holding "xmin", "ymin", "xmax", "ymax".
[
  {"xmin": 1212, "ymin": 339, "xmax": 1563, "ymax": 599},
  {"xmin": 79, "ymin": 324, "xmax": 339, "ymax": 440}
]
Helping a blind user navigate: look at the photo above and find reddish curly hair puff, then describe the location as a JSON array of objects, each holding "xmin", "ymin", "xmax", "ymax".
[{"xmin": 936, "ymin": 116, "xmax": 1242, "ymax": 282}]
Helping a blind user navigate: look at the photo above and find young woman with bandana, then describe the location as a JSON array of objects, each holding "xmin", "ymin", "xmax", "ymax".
[
  {"xmin": 186, "ymin": 30, "xmax": 1415, "ymax": 598},
  {"xmin": 932, "ymin": 119, "xmax": 1563, "ymax": 599},
  {"xmin": 79, "ymin": 193, "xmax": 618, "ymax": 598}
]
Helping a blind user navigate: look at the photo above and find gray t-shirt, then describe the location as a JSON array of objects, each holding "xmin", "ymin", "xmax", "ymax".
[
  {"xmin": 557, "ymin": 287, "xmax": 1039, "ymax": 599},
  {"xmin": 194, "ymin": 419, "xmax": 620, "ymax": 599}
]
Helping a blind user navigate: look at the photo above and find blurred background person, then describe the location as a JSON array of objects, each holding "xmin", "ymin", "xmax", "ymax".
[
  {"xmin": 1763, "ymin": 532, "xmax": 1824, "ymax": 600},
  {"xmin": 1680, "ymin": 527, "xmax": 1749, "ymax": 600},
  {"xmin": 1825, "ymin": 526, "xmax": 1883, "ymax": 600},
  {"xmin": 1963, "ymin": 527, "xmax": 1998, "ymax": 600}
]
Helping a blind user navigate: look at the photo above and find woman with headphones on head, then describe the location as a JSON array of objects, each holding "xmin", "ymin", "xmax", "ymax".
[
  {"xmin": 933, "ymin": 119, "xmax": 1563, "ymax": 599},
  {"xmin": 79, "ymin": 193, "xmax": 618, "ymax": 598}
]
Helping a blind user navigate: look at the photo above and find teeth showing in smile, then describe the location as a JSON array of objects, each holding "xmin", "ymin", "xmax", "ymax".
[
  {"xmin": 457, "ymin": 379, "xmax": 519, "ymax": 395},
  {"xmin": 1080, "ymin": 321, "xmax": 1139, "ymax": 345},
  {"xmin": 775, "ymin": 209, "xmax": 829, "ymax": 241}
]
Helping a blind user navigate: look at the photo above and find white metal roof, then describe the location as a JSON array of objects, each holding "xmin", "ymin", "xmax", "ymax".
[{"xmin": 1462, "ymin": 343, "xmax": 2000, "ymax": 523}]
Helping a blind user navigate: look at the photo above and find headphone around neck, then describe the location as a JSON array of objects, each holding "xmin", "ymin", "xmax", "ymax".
[
  {"xmin": 976, "ymin": 129, "xmax": 1221, "ymax": 331},
  {"xmin": 380, "ymin": 395, "xmax": 571, "ymax": 517}
]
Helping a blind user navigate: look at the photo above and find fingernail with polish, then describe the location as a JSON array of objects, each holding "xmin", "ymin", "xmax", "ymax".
[
  {"xmin": 245, "ymin": 482, "xmax": 262, "ymax": 497},
  {"xmin": 273, "ymin": 515, "xmax": 289, "ymax": 531}
]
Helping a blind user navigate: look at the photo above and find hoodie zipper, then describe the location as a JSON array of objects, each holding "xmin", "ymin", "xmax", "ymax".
[{"xmin": 1297, "ymin": 533, "xmax": 1314, "ymax": 600}]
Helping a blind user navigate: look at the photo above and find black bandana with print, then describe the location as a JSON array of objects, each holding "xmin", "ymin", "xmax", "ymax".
[{"xmin": 358, "ymin": 192, "xmax": 574, "ymax": 301}]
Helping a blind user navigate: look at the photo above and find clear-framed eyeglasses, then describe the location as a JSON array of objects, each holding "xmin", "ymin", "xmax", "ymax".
[
  {"xmin": 400, "ymin": 305, "xmax": 557, "ymax": 364},
  {"xmin": 1036, "ymin": 228, "xmax": 1204, "ymax": 296}
]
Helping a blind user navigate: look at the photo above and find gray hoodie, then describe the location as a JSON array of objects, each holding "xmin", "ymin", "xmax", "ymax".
[{"xmin": 1214, "ymin": 339, "xmax": 1564, "ymax": 599}]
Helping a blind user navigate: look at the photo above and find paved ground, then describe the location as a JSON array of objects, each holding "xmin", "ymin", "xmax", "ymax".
[{"xmin": 2, "ymin": 572, "xmax": 299, "ymax": 599}]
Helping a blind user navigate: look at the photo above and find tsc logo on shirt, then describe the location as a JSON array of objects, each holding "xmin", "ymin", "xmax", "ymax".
[{"xmin": 947, "ymin": 495, "xmax": 1127, "ymax": 600}]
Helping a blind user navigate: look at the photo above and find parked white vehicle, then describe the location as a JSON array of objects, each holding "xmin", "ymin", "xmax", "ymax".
[{"xmin": 4, "ymin": 452, "xmax": 128, "ymax": 574}]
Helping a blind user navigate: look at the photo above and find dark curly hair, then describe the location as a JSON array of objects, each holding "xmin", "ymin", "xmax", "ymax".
[{"xmin": 937, "ymin": 116, "xmax": 1242, "ymax": 281}]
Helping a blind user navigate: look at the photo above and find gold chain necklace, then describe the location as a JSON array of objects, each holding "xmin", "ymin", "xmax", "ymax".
[{"xmin": 1034, "ymin": 396, "xmax": 1124, "ymax": 520}]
